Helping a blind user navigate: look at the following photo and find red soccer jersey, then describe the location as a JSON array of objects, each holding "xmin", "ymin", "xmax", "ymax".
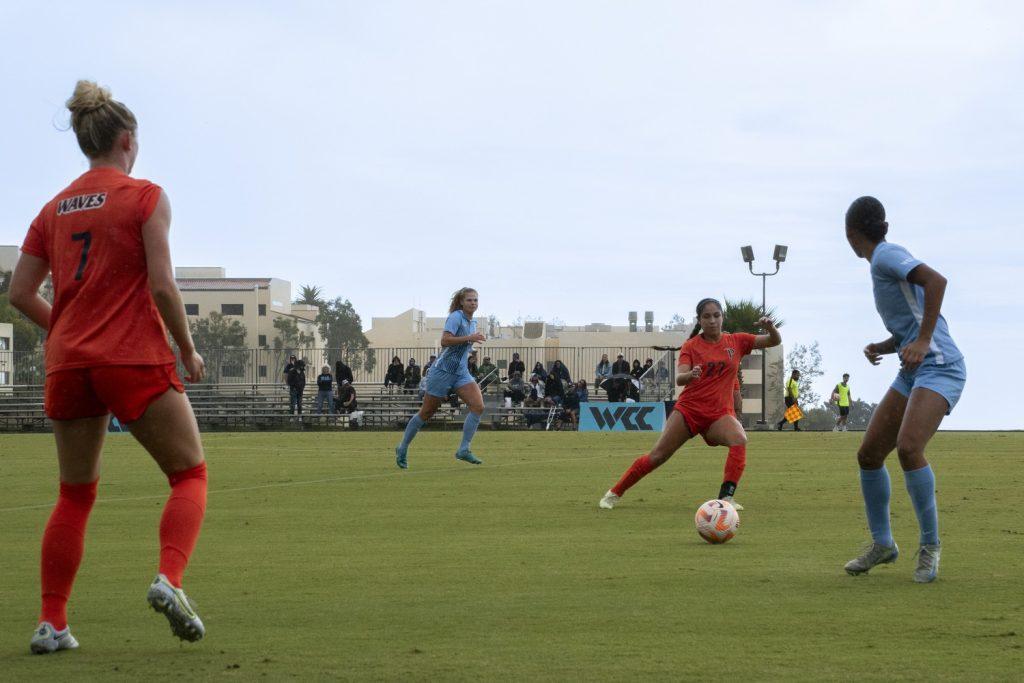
[
  {"xmin": 21, "ymin": 167, "xmax": 176, "ymax": 374},
  {"xmin": 677, "ymin": 333, "xmax": 756, "ymax": 414}
]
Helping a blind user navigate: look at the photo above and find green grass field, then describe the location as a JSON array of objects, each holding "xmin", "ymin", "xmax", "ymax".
[{"xmin": 1, "ymin": 430, "xmax": 1022, "ymax": 680}]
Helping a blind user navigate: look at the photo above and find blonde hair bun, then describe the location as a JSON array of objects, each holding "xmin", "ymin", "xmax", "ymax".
[{"xmin": 66, "ymin": 80, "xmax": 113, "ymax": 115}]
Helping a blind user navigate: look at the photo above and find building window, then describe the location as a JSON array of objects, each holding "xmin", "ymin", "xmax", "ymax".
[
  {"xmin": 258, "ymin": 365, "xmax": 267, "ymax": 378},
  {"xmin": 258, "ymin": 304, "xmax": 267, "ymax": 316},
  {"xmin": 0, "ymin": 371, "xmax": 8, "ymax": 384},
  {"xmin": 258, "ymin": 334, "xmax": 267, "ymax": 347},
  {"xmin": 221, "ymin": 304, "xmax": 244, "ymax": 316},
  {"xmin": 0, "ymin": 336, "xmax": 9, "ymax": 351},
  {"xmin": 184, "ymin": 304, "xmax": 199, "ymax": 316}
]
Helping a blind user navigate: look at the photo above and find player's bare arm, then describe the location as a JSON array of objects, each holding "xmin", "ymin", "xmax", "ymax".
[
  {"xmin": 752, "ymin": 316, "xmax": 782, "ymax": 349},
  {"xmin": 676, "ymin": 363, "xmax": 701, "ymax": 386},
  {"xmin": 901, "ymin": 263, "xmax": 948, "ymax": 370},
  {"xmin": 441, "ymin": 331, "xmax": 487, "ymax": 346},
  {"xmin": 8, "ymin": 253, "xmax": 52, "ymax": 330},
  {"xmin": 863, "ymin": 336, "xmax": 897, "ymax": 365}
]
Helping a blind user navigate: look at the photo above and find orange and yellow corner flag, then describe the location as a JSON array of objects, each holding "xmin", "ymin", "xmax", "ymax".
[{"xmin": 784, "ymin": 404, "xmax": 804, "ymax": 423}]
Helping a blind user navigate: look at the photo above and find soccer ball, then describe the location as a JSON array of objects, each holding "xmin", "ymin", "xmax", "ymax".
[{"xmin": 694, "ymin": 499, "xmax": 739, "ymax": 544}]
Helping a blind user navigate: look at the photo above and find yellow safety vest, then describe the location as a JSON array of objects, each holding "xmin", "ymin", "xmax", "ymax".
[
  {"xmin": 787, "ymin": 378, "xmax": 799, "ymax": 400},
  {"xmin": 836, "ymin": 383, "xmax": 851, "ymax": 407}
]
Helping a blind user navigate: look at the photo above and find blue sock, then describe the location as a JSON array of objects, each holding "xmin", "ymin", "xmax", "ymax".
[
  {"xmin": 904, "ymin": 464, "xmax": 939, "ymax": 546},
  {"xmin": 460, "ymin": 412, "xmax": 481, "ymax": 452},
  {"xmin": 860, "ymin": 467, "xmax": 894, "ymax": 547},
  {"xmin": 400, "ymin": 414, "xmax": 424, "ymax": 448}
]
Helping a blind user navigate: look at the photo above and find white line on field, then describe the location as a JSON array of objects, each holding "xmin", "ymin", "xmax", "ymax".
[{"xmin": 0, "ymin": 452, "xmax": 613, "ymax": 513}]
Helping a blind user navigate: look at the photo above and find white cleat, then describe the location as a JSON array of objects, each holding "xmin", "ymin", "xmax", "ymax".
[
  {"xmin": 147, "ymin": 574, "xmax": 205, "ymax": 642},
  {"xmin": 913, "ymin": 544, "xmax": 941, "ymax": 583},
  {"xmin": 598, "ymin": 490, "xmax": 620, "ymax": 509},
  {"xmin": 845, "ymin": 542, "xmax": 899, "ymax": 576},
  {"xmin": 30, "ymin": 622, "xmax": 79, "ymax": 654},
  {"xmin": 722, "ymin": 496, "xmax": 744, "ymax": 511}
]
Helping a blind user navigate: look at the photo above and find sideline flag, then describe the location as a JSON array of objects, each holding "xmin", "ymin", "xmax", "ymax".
[{"xmin": 784, "ymin": 404, "xmax": 804, "ymax": 423}]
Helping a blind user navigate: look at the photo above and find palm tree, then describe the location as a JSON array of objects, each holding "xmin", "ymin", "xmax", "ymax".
[
  {"xmin": 294, "ymin": 285, "xmax": 324, "ymax": 307},
  {"xmin": 723, "ymin": 298, "xmax": 784, "ymax": 334}
]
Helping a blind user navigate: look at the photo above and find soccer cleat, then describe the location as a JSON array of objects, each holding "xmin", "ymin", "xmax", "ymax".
[
  {"xmin": 913, "ymin": 544, "xmax": 941, "ymax": 583},
  {"xmin": 395, "ymin": 445, "xmax": 408, "ymax": 469},
  {"xmin": 598, "ymin": 490, "xmax": 620, "ymax": 509},
  {"xmin": 722, "ymin": 496, "xmax": 744, "ymax": 511},
  {"xmin": 455, "ymin": 449, "xmax": 482, "ymax": 465},
  {"xmin": 29, "ymin": 622, "xmax": 79, "ymax": 654},
  {"xmin": 844, "ymin": 542, "xmax": 899, "ymax": 575},
  {"xmin": 833, "ymin": 425, "xmax": 840, "ymax": 432},
  {"xmin": 147, "ymin": 574, "xmax": 205, "ymax": 642}
]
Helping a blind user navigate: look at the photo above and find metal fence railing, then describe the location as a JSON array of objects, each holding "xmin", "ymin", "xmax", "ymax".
[{"xmin": 2, "ymin": 345, "xmax": 684, "ymax": 391}]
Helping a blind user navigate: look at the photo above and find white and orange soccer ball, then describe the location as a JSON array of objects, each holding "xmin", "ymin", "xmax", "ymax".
[{"xmin": 694, "ymin": 499, "xmax": 740, "ymax": 544}]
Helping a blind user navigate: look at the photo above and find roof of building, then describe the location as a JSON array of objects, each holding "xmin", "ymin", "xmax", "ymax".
[{"xmin": 176, "ymin": 278, "xmax": 272, "ymax": 291}]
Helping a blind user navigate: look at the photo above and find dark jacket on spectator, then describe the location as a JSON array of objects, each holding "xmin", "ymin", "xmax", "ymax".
[
  {"xmin": 551, "ymin": 361, "xmax": 571, "ymax": 383},
  {"xmin": 285, "ymin": 362, "xmax": 306, "ymax": 389},
  {"xmin": 335, "ymin": 361, "xmax": 354, "ymax": 385},
  {"xmin": 316, "ymin": 373, "xmax": 333, "ymax": 391},
  {"xmin": 545, "ymin": 374, "xmax": 564, "ymax": 400},
  {"xmin": 404, "ymin": 364, "xmax": 421, "ymax": 389},
  {"xmin": 612, "ymin": 358, "xmax": 630, "ymax": 375},
  {"xmin": 508, "ymin": 358, "xmax": 526, "ymax": 377},
  {"xmin": 338, "ymin": 382, "xmax": 358, "ymax": 412},
  {"xmin": 532, "ymin": 362, "xmax": 548, "ymax": 381},
  {"xmin": 385, "ymin": 361, "xmax": 404, "ymax": 387}
]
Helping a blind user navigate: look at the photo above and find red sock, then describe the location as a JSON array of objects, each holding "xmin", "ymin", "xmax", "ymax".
[
  {"xmin": 159, "ymin": 462, "xmax": 208, "ymax": 588},
  {"xmin": 724, "ymin": 444, "xmax": 746, "ymax": 485},
  {"xmin": 40, "ymin": 480, "xmax": 98, "ymax": 630},
  {"xmin": 611, "ymin": 454, "xmax": 658, "ymax": 497}
]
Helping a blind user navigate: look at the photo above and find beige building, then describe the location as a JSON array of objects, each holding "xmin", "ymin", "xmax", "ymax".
[{"xmin": 175, "ymin": 266, "xmax": 323, "ymax": 349}]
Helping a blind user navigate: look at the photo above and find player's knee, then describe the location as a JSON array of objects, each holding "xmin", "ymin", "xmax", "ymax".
[
  {"xmin": 733, "ymin": 432, "xmax": 748, "ymax": 447},
  {"xmin": 895, "ymin": 439, "xmax": 924, "ymax": 465},
  {"xmin": 856, "ymin": 447, "xmax": 883, "ymax": 469}
]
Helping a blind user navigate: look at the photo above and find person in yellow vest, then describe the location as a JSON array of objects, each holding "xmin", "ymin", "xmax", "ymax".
[
  {"xmin": 833, "ymin": 373, "xmax": 852, "ymax": 431},
  {"xmin": 776, "ymin": 369, "xmax": 802, "ymax": 431}
]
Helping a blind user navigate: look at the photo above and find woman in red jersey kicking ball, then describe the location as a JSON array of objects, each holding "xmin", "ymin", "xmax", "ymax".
[
  {"xmin": 599, "ymin": 298, "xmax": 781, "ymax": 509},
  {"xmin": 11, "ymin": 81, "xmax": 209, "ymax": 653}
]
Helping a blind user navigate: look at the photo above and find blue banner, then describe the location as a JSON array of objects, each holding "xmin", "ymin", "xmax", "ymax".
[{"xmin": 579, "ymin": 402, "xmax": 665, "ymax": 432}]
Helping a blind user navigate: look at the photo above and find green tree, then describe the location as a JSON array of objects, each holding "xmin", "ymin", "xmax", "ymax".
[
  {"xmin": 294, "ymin": 285, "xmax": 324, "ymax": 307},
  {"xmin": 272, "ymin": 316, "xmax": 315, "ymax": 351},
  {"xmin": 722, "ymin": 298, "xmax": 784, "ymax": 334},
  {"xmin": 316, "ymin": 297, "xmax": 373, "ymax": 372},
  {"xmin": 798, "ymin": 398, "xmax": 878, "ymax": 431},
  {"xmin": 189, "ymin": 311, "xmax": 249, "ymax": 382},
  {"xmin": 786, "ymin": 341, "xmax": 824, "ymax": 408},
  {"xmin": 661, "ymin": 313, "xmax": 689, "ymax": 332}
]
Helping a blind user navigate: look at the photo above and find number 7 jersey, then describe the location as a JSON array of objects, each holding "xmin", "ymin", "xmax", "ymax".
[
  {"xmin": 21, "ymin": 167, "xmax": 176, "ymax": 373},
  {"xmin": 677, "ymin": 333, "xmax": 756, "ymax": 414}
]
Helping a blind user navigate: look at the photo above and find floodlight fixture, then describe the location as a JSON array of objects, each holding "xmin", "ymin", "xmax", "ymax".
[
  {"xmin": 741, "ymin": 245, "xmax": 755, "ymax": 264},
  {"xmin": 773, "ymin": 244, "xmax": 788, "ymax": 263}
]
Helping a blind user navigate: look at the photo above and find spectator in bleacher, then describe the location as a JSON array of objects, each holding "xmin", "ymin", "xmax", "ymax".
[
  {"xmin": 531, "ymin": 361, "xmax": 548, "ymax": 381},
  {"xmin": 577, "ymin": 379, "xmax": 590, "ymax": 403},
  {"xmin": 523, "ymin": 391, "xmax": 547, "ymax": 428},
  {"xmin": 467, "ymin": 352, "xmax": 479, "ymax": 378},
  {"xmin": 631, "ymin": 359, "xmax": 644, "ymax": 380},
  {"xmin": 335, "ymin": 359, "xmax": 354, "ymax": 385},
  {"xmin": 529, "ymin": 373, "xmax": 545, "ymax": 399},
  {"xmin": 655, "ymin": 360, "xmax": 670, "ymax": 385},
  {"xmin": 595, "ymin": 354, "xmax": 611, "ymax": 392},
  {"xmin": 551, "ymin": 359, "xmax": 571, "ymax": 383},
  {"xmin": 544, "ymin": 371, "xmax": 564, "ymax": 405},
  {"xmin": 314, "ymin": 365, "xmax": 334, "ymax": 414},
  {"xmin": 384, "ymin": 356, "xmax": 404, "ymax": 389},
  {"xmin": 612, "ymin": 354, "xmax": 630, "ymax": 375},
  {"xmin": 477, "ymin": 356, "xmax": 498, "ymax": 390},
  {"xmin": 337, "ymin": 379, "xmax": 357, "ymax": 413},
  {"xmin": 505, "ymin": 371, "xmax": 527, "ymax": 405},
  {"xmin": 404, "ymin": 358, "xmax": 421, "ymax": 392},
  {"xmin": 423, "ymin": 354, "xmax": 437, "ymax": 374},
  {"xmin": 508, "ymin": 352, "xmax": 525, "ymax": 378},
  {"xmin": 562, "ymin": 381, "xmax": 581, "ymax": 428},
  {"xmin": 642, "ymin": 358, "xmax": 654, "ymax": 378},
  {"xmin": 285, "ymin": 357, "xmax": 307, "ymax": 415}
]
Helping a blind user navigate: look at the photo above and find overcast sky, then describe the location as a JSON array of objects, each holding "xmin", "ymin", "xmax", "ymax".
[{"xmin": 2, "ymin": 2, "xmax": 1021, "ymax": 429}]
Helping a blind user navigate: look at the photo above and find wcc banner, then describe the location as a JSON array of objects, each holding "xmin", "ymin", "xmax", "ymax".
[{"xmin": 579, "ymin": 402, "xmax": 666, "ymax": 432}]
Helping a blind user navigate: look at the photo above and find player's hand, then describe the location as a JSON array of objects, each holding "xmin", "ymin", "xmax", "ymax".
[
  {"xmin": 863, "ymin": 344, "xmax": 882, "ymax": 366},
  {"xmin": 899, "ymin": 337, "xmax": 930, "ymax": 371},
  {"xmin": 469, "ymin": 332, "xmax": 486, "ymax": 343},
  {"xmin": 182, "ymin": 350, "xmax": 206, "ymax": 383},
  {"xmin": 690, "ymin": 365, "xmax": 702, "ymax": 380},
  {"xmin": 757, "ymin": 316, "xmax": 776, "ymax": 330}
]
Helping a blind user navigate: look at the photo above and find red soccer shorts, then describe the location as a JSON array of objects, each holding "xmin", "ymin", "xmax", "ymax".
[
  {"xmin": 675, "ymin": 402, "xmax": 735, "ymax": 445},
  {"xmin": 44, "ymin": 363, "xmax": 184, "ymax": 423}
]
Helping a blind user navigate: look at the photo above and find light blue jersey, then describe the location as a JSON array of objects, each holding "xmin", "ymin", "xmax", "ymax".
[
  {"xmin": 871, "ymin": 242, "xmax": 962, "ymax": 365},
  {"xmin": 434, "ymin": 310, "xmax": 476, "ymax": 374}
]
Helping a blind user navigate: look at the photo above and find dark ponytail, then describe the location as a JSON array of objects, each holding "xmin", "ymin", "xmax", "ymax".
[{"xmin": 846, "ymin": 196, "xmax": 889, "ymax": 242}]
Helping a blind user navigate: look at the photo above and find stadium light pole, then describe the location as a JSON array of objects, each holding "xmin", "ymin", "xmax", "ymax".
[{"xmin": 741, "ymin": 244, "xmax": 787, "ymax": 426}]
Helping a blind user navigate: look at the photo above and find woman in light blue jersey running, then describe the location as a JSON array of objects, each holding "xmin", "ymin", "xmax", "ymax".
[
  {"xmin": 842, "ymin": 196, "xmax": 966, "ymax": 583},
  {"xmin": 395, "ymin": 287, "xmax": 486, "ymax": 469}
]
